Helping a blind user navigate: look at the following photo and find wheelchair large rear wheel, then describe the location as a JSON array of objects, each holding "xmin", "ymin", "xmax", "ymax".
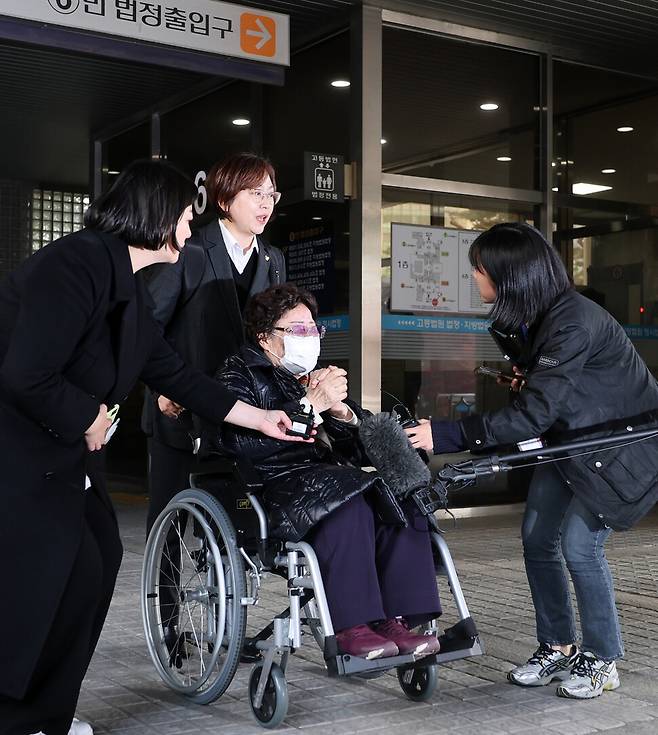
[{"xmin": 142, "ymin": 488, "xmax": 247, "ymax": 704}]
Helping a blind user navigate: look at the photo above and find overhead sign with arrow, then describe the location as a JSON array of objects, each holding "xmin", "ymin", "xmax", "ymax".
[{"xmin": 2, "ymin": 0, "xmax": 290, "ymax": 66}]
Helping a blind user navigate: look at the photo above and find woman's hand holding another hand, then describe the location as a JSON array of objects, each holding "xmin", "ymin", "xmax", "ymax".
[
  {"xmin": 85, "ymin": 403, "xmax": 113, "ymax": 452},
  {"xmin": 308, "ymin": 365, "xmax": 346, "ymax": 388},
  {"xmin": 307, "ymin": 366, "xmax": 331, "ymax": 389},
  {"xmin": 306, "ymin": 366, "xmax": 348, "ymax": 414},
  {"xmin": 328, "ymin": 402, "xmax": 353, "ymax": 421}
]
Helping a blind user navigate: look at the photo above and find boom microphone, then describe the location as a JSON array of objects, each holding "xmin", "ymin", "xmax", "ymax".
[{"xmin": 359, "ymin": 412, "xmax": 431, "ymax": 499}]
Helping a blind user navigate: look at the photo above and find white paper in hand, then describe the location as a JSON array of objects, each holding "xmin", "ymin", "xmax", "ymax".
[{"xmin": 104, "ymin": 417, "xmax": 120, "ymax": 445}]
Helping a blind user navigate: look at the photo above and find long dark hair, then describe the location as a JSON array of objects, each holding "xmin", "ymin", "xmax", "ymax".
[
  {"xmin": 84, "ymin": 159, "xmax": 196, "ymax": 251},
  {"xmin": 469, "ymin": 222, "xmax": 571, "ymax": 330}
]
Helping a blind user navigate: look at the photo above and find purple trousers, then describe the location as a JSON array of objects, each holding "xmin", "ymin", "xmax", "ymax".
[{"xmin": 306, "ymin": 494, "xmax": 441, "ymax": 632}]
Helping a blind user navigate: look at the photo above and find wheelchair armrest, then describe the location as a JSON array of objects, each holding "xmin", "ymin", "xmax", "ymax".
[
  {"xmin": 190, "ymin": 456, "xmax": 237, "ymax": 481},
  {"xmin": 190, "ymin": 453, "xmax": 264, "ymax": 491}
]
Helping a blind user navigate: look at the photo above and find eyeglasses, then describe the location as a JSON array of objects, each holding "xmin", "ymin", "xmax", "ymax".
[
  {"xmin": 248, "ymin": 189, "xmax": 282, "ymax": 205},
  {"xmin": 274, "ymin": 324, "xmax": 326, "ymax": 339}
]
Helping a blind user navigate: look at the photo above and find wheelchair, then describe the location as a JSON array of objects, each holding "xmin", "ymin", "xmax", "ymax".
[{"xmin": 141, "ymin": 456, "xmax": 484, "ymax": 728}]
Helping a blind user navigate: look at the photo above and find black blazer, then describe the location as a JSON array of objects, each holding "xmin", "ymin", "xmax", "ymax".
[
  {"xmin": 0, "ymin": 229, "xmax": 237, "ymax": 699},
  {"xmin": 141, "ymin": 219, "xmax": 286, "ymax": 450}
]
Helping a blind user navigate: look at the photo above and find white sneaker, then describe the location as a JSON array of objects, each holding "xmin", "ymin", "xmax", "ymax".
[
  {"xmin": 69, "ymin": 719, "xmax": 94, "ymax": 735},
  {"xmin": 508, "ymin": 642, "xmax": 578, "ymax": 686},
  {"xmin": 556, "ymin": 651, "xmax": 620, "ymax": 699}
]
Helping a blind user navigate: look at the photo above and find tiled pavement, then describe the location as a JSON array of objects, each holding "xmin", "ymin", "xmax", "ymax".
[{"xmin": 77, "ymin": 496, "xmax": 658, "ymax": 734}]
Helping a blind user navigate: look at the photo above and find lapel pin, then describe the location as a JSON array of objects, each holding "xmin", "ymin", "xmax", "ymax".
[{"xmin": 265, "ymin": 254, "xmax": 270, "ymax": 262}]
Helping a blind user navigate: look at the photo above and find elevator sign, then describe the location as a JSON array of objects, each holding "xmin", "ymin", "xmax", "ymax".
[
  {"xmin": 303, "ymin": 152, "xmax": 345, "ymax": 202},
  {"xmin": 3, "ymin": 0, "xmax": 289, "ymax": 66}
]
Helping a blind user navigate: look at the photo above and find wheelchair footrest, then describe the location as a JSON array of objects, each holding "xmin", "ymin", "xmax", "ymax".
[
  {"xmin": 322, "ymin": 618, "xmax": 484, "ymax": 677},
  {"xmin": 327, "ymin": 649, "xmax": 437, "ymax": 678},
  {"xmin": 436, "ymin": 616, "xmax": 485, "ymax": 662}
]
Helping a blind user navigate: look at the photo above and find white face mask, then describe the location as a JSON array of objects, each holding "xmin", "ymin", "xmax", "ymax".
[{"xmin": 279, "ymin": 334, "xmax": 321, "ymax": 376}]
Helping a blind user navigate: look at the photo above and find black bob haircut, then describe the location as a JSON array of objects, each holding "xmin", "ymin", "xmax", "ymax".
[
  {"xmin": 469, "ymin": 222, "xmax": 571, "ymax": 330},
  {"xmin": 244, "ymin": 284, "xmax": 318, "ymax": 345},
  {"xmin": 84, "ymin": 159, "xmax": 196, "ymax": 251}
]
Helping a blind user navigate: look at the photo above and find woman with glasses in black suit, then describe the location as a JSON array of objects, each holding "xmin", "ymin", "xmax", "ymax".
[{"xmin": 142, "ymin": 153, "xmax": 287, "ymax": 539}]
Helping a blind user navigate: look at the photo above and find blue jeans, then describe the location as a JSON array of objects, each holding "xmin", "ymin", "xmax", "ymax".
[{"xmin": 521, "ymin": 464, "xmax": 624, "ymax": 661}]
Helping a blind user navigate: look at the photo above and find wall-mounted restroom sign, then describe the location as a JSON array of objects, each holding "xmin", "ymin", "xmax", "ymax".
[
  {"xmin": 3, "ymin": 0, "xmax": 290, "ymax": 65},
  {"xmin": 303, "ymin": 152, "xmax": 344, "ymax": 202}
]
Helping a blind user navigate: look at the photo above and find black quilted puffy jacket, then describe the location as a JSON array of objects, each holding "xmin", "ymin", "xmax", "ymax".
[
  {"xmin": 201, "ymin": 344, "xmax": 406, "ymax": 541},
  {"xmin": 460, "ymin": 288, "xmax": 658, "ymax": 531}
]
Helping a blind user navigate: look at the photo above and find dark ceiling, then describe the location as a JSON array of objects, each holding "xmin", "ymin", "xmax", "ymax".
[
  {"xmin": 380, "ymin": 0, "xmax": 658, "ymax": 77},
  {"xmin": 3, "ymin": 0, "xmax": 658, "ymax": 188},
  {"xmin": 0, "ymin": 43, "xmax": 217, "ymax": 187}
]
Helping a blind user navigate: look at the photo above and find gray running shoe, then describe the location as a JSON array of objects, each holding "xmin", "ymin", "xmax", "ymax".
[
  {"xmin": 556, "ymin": 652, "xmax": 620, "ymax": 699},
  {"xmin": 508, "ymin": 643, "xmax": 578, "ymax": 686}
]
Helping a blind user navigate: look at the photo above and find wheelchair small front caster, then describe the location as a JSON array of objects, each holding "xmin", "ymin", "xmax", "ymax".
[
  {"xmin": 397, "ymin": 663, "xmax": 438, "ymax": 702},
  {"xmin": 248, "ymin": 662, "xmax": 288, "ymax": 728}
]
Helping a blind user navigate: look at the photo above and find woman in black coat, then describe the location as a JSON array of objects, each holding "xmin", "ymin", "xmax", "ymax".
[
  {"xmin": 204, "ymin": 284, "xmax": 441, "ymax": 662},
  {"xmin": 406, "ymin": 222, "xmax": 658, "ymax": 700},
  {"xmin": 141, "ymin": 153, "xmax": 287, "ymax": 538},
  {"xmin": 0, "ymin": 161, "xmax": 303, "ymax": 735}
]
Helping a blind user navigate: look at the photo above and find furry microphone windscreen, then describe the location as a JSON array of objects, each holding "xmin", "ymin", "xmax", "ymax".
[{"xmin": 359, "ymin": 412, "xmax": 431, "ymax": 498}]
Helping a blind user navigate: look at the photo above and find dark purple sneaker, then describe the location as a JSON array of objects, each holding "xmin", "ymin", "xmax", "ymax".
[
  {"xmin": 336, "ymin": 624, "xmax": 399, "ymax": 659},
  {"xmin": 374, "ymin": 618, "xmax": 440, "ymax": 657}
]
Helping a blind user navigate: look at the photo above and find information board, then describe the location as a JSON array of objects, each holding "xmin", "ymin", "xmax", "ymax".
[
  {"xmin": 286, "ymin": 223, "xmax": 336, "ymax": 314},
  {"xmin": 390, "ymin": 223, "xmax": 488, "ymax": 314}
]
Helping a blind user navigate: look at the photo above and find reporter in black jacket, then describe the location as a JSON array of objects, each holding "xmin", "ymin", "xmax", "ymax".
[
  {"xmin": 0, "ymin": 160, "xmax": 297, "ymax": 735},
  {"xmin": 141, "ymin": 153, "xmax": 285, "ymax": 536},
  {"xmin": 406, "ymin": 223, "xmax": 658, "ymax": 699}
]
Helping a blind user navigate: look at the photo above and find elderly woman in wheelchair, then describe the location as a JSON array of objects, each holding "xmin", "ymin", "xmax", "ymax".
[
  {"xmin": 141, "ymin": 283, "xmax": 447, "ymax": 725},
  {"xmin": 204, "ymin": 283, "xmax": 442, "ymax": 662}
]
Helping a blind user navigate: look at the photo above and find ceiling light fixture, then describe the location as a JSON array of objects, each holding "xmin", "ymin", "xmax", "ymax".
[
  {"xmin": 552, "ymin": 187, "xmax": 558, "ymax": 191},
  {"xmin": 601, "ymin": 168, "xmax": 616, "ymax": 174},
  {"xmin": 617, "ymin": 126, "xmax": 634, "ymax": 133},
  {"xmin": 496, "ymin": 156, "xmax": 512, "ymax": 162},
  {"xmin": 232, "ymin": 118, "xmax": 250, "ymax": 126},
  {"xmin": 381, "ymin": 138, "xmax": 387, "ymax": 144},
  {"xmin": 312, "ymin": 216, "xmax": 322, "ymax": 221},
  {"xmin": 331, "ymin": 79, "xmax": 350, "ymax": 88},
  {"xmin": 572, "ymin": 182, "xmax": 612, "ymax": 196},
  {"xmin": 480, "ymin": 102, "xmax": 499, "ymax": 111}
]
